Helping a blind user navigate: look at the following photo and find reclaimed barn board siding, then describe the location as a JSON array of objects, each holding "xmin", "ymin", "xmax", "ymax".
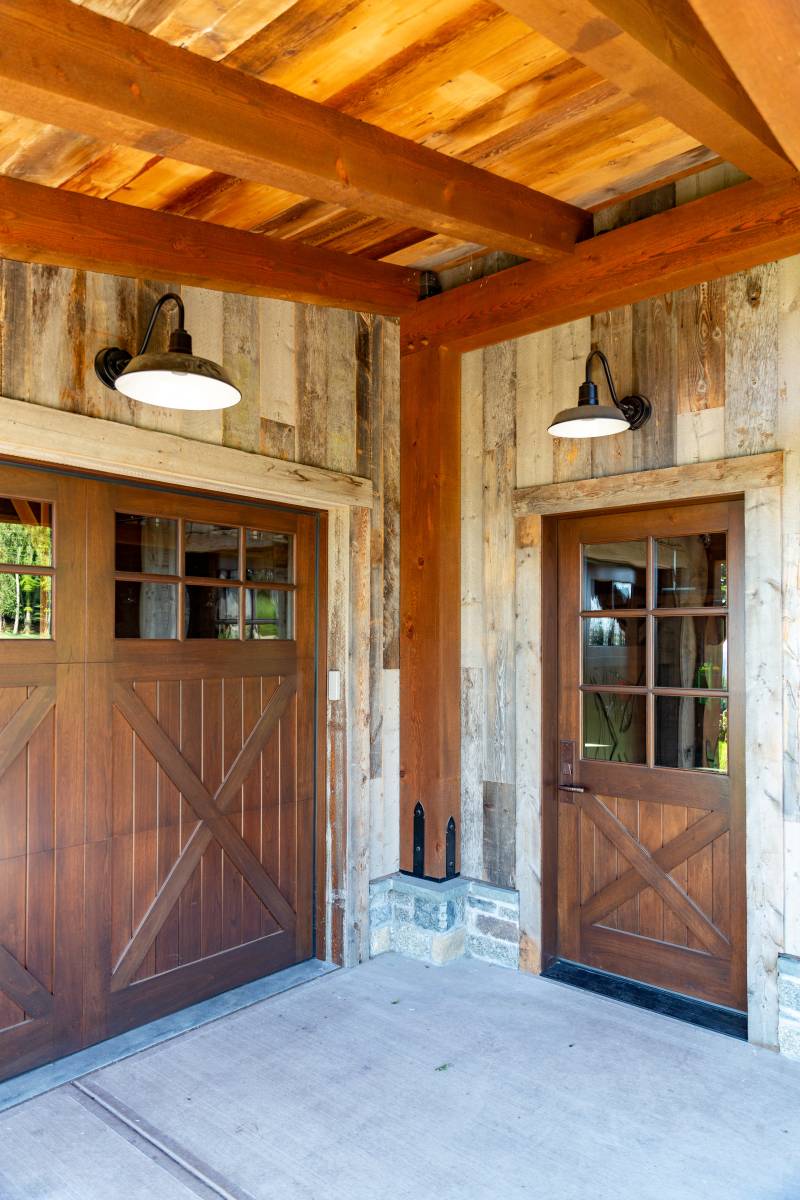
[
  {"xmin": 466, "ymin": 253, "xmax": 799, "ymax": 1047},
  {"xmin": 0, "ymin": 258, "xmax": 401, "ymax": 967}
]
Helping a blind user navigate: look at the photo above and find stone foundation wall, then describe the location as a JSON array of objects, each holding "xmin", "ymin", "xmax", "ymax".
[
  {"xmin": 778, "ymin": 954, "xmax": 800, "ymax": 1060},
  {"xmin": 369, "ymin": 874, "xmax": 519, "ymax": 969}
]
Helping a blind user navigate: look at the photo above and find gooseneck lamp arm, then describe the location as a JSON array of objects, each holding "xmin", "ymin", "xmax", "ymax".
[
  {"xmin": 135, "ymin": 292, "xmax": 191, "ymax": 357},
  {"xmin": 582, "ymin": 348, "xmax": 619, "ymax": 406},
  {"xmin": 580, "ymin": 348, "xmax": 652, "ymax": 430}
]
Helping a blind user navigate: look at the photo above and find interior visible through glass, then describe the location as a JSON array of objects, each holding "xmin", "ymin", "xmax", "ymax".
[
  {"xmin": 185, "ymin": 523, "xmax": 239, "ymax": 580},
  {"xmin": 582, "ymin": 691, "xmax": 647, "ymax": 764},
  {"xmin": 583, "ymin": 616, "xmax": 646, "ymax": 687},
  {"xmin": 115, "ymin": 513, "xmax": 178, "ymax": 575},
  {"xmin": 581, "ymin": 531, "xmax": 729, "ymax": 774},
  {"xmin": 655, "ymin": 696, "xmax": 728, "ymax": 771},
  {"xmin": 115, "ymin": 581, "xmax": 177, "ymax": 639},
  {"xmin": 656, "ymin": 615, "xmax": 727, "ymax": 690},
  {"xmin": 245, "ymin": 589, "xmax": 292, "ymax": 640},
  {"xmin": 185, "ymin": 584, "xmax": 240, "ymax": 639},
  {"xmin": 583, "ymin": 542, "xmax": 646, "ymax": 610},
  {"xmin": 246, "ymin": 530, "xmax": 293, "ymax": 583},
  {"xmin": 655, "ymin": 533, "xmax": 727, "ymax": 608}
]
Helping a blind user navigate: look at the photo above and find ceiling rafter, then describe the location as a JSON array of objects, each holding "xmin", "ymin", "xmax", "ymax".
[
  {"xmin": 0, "ymin": 175, "xmax": 421, "ymax": 316},
  {"xmin": 401, "ymin": 177, "xmax": 800, "ymax": 353},
  {"xmin": 495, "ymin": 0, "xmax": 795, "ymax": 183},
  {"xmin": 687, "ymin": 0, "xmax": 800, "ymax": 171},
  {"xmin": 0, "ymin": 0, "xmax": 591, "ymax": 262}
]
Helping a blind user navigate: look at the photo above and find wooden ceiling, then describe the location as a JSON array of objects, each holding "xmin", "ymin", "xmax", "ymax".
[{"xmin": 0, "ymin": 0, "xmax": 734, "ymax": 274}]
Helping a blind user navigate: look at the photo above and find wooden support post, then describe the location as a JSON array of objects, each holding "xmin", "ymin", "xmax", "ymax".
[{"xmin": 399, "ymin": 344, "xmax": 461, "ymax": 879}]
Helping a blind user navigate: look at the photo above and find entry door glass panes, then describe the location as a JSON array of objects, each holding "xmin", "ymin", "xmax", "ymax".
[
  {"xmin": 581, "ymin": 530, "xmax": 729, "ymax": 771},
  {"xmin": 583, "ymin": 616, "xmax": 645, "ymax": 687},
  {"xmin": 655, "ymin": 533, "xmax": 727, "ymax": 607},
  {"xmin": 582, "ymin": 691, "xmax": 646, "ymax": 763},
  {"xmin": 0, "ymin": 497, "xmax": 54, "ymax": 639},
  {"xmin": 584, "ymin": 542, "xmax": 646, "ymax": 610}
]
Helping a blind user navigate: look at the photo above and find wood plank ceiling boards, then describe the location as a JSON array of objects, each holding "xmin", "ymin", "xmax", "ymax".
[{"xmin": 0, "ymin": 0, "xmax": 763, "ymax": 278}]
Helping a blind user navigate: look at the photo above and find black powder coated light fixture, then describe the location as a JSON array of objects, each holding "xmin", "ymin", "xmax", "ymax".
[
  {"xmin": 547, "ymin": 348, "xmax": 651, "ymax": 439},
  {"xmin": 95, "ymin": 292, "xmax": 240, "ymax": 411}
]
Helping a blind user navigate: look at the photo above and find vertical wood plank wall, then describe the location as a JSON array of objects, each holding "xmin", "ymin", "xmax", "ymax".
[
  {"xmin": 0, "ymin": 259, "xmax": 402, "ymax": 967},
  {"xmin": 462, "ymin": 251, "xmax": 800, "ymax": 1014}
]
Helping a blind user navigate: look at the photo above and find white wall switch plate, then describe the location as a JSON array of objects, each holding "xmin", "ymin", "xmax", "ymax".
[{"xmin": 328, "ymin": 670, "xmax": 341, "ymax": 702}]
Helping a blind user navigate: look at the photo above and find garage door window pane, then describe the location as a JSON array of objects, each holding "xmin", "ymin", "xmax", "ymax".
[
  {"xmin": 115, "ymin": 581, "xmax": 177, "ymax": 639},
  {"xmin": 185, "ymin": 585, "xmax": 240, "ymax": 639},
  {"xmin": 246, "ymin": 531, "xmax": 293, "ymax": 583},
  {"xmin": 115, "ymin": 514, "xmax": 178, "ymax": 575},
  {"xmin": 245, "ymin": 589, "xmax": 291, "ymax": 640},
  {"xmin": 0, "ymin": 499, "xmax": 52, "ymax": 567},
  {"xmin": 185, "ymin": 523, "xmax": 240, "ymax": 580},
  {"xmin": 0, "ymin": 575, "xmax": 53, "ymax": 639}
]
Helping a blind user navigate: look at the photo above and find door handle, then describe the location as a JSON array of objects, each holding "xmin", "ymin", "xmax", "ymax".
[{"xmin": 558, "ymin": 784, "xmax": 587, "ymax": 794}]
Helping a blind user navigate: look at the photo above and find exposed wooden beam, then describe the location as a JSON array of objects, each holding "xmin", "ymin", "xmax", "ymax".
[
  {"xmin": 0, "ymin": 0, "xmax": 590, "ymax": 263},
  {"xmin": 401, "ymin": 177, "xmax": 800, "ymax": 354},
  {"xmin": 687, "ymin": 0, "xmax": 800, "ymax": 171},
  {"xmin": 400, "ymin": 346, "xmax": 461, "ymax": 879},
  {"xmin": 0, "ymin": 176, "xmax": 419, "ymax": 316},
  {"xmin": 497, "ymin": 0, "xmax": 794, "ymax": 183}
]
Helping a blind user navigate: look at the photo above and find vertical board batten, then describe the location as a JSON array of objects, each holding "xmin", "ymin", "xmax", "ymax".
[
  {"xmin": 725, "ymin": 264, "xmax": 780, "ymax": 457},
  {"xmin": 744, "ymin": 487, "xmax": 785, "ymax": 1047}
]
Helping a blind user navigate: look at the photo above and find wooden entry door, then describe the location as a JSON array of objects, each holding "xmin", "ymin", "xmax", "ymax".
[
  {"xmin": 85, "ymin": 483, "xmax": 318, "ymax": 1040},
  {"xmin": 0, "ymin": 464, "xmax": 320, "ymax": 1082},
  {"xmin": 554, "ymin": 500, "xmax": 745, "ymax": 1012}
]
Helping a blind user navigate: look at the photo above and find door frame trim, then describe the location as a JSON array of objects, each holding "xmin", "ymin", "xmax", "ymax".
[
  {"xmin": 0, "ymin": 394, "xmax": 372, "ymax": 511},
  {"xmin": 518, "ymin": 459, "xmax": 785, "ymax": 1049}
]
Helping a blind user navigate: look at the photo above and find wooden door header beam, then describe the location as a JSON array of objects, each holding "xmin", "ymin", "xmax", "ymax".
[
  {"xmin": 0, "ymin": 175, "xmax": 419, "ymax": 316},
  {"xmin": 497, "ymin": 0, "xmax": 794, "ymax": 184},
  {"xmin": 401, "ymin": 177, "xmax": 800, "ymax": 354},
  {"xmin": 0, "ymin": 0, "xmax": 590, "ymax": 263}
]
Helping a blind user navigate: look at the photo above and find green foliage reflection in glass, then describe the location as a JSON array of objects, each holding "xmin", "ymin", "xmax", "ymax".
[{"xmin": 0, "ymin": 513, "xmax": 53, "ymax": 638}]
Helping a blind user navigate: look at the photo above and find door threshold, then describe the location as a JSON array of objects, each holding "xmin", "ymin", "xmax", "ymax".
[
  {"xmin": 542, "ymin": 959, "xmax": 747, "ymax": 1040},
  {"xmin": 0, "ymin": 958, "xmax": 337, "ymax": 1113}
]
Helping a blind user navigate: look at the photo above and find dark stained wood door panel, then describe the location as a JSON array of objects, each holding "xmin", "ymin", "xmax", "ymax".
[
  {"xmin": 553, "ymin": 501, "xmax": 746, "ymax": 1012},
  {"xmin": 0, "ymin": 467, "xmax": 319, "ymax": 1081}
]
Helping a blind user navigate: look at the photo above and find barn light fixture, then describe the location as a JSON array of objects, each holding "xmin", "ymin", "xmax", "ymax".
[
  {"xmin": 547, "ymin": 349, "xmax": 651, "ymax": 438},
  {"xmin": 95, "ymin": 292, "xmax": 240, "ymax": 411}
]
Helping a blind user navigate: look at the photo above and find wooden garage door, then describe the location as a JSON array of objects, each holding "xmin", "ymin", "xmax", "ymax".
[
  {"xmin": 554, "ymin": 500, "xmax": 746, "ymax": 1013},
  {"xmin": 0, "ymin": 466, "xmax": 320, "ymax": 1081}
]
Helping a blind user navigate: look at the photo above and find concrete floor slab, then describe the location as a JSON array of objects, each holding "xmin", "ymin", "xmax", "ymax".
[{"xmin": 1, "ymin": 954, "xmax": 799, "ymax": 1199}]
